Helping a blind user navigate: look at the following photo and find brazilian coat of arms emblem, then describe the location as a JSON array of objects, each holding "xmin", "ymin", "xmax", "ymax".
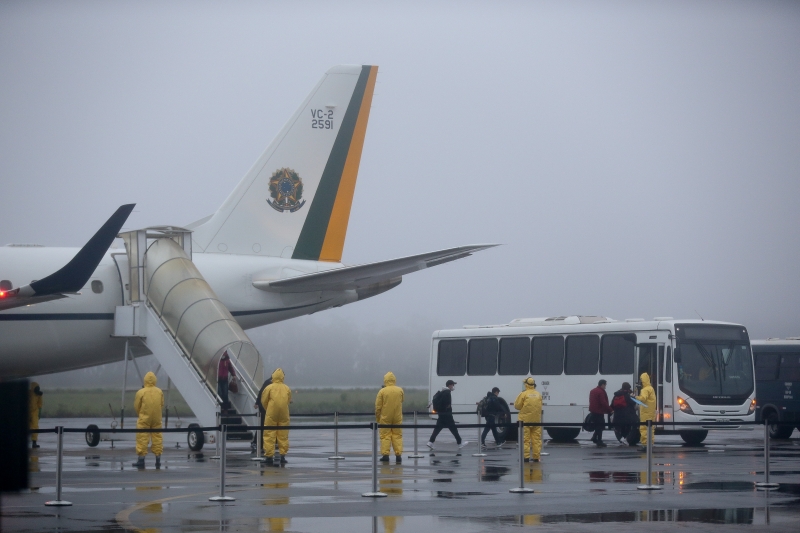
[{"xmin": 267, "ymin": 168, "xmax": 306, "ymax": 213}]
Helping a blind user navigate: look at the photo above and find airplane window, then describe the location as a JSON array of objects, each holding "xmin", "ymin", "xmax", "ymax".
[
  {"xmin": 467, "ymin": 338, "xmax": 498, "ymax": 375},
  {"xmin": 564, "ymin": 335, "xmax": 599, "ymax": 375},
  {"xmin": 499, "ymin": 337, "xmax": 530, "ymax": 375},
  {"xmin": 531, "ymin": 336, "xmax": 564, "ymax": 375},
  {"xmin": 91, "ymin": 280, "xmax": 104, "ymax": 294}
]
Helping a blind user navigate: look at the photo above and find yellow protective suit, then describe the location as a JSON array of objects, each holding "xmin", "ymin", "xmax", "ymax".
[
  {"xmin": 29, "ymin": 382, "xmax": 43, "ymax": 442},
  {"xmin": 514, "ymin": 378, "xmax": 543, "ymax": 460},
  {"xmin": 134, "ymin": 372, "xmax": 164, "ymax": 457},
  {"xmin": 636, "ymin": 372, "xmax": 657, "ymax": 446},
  {"xmin": 375, "ymin": 372, "xmax": 404, "ymax": 456},
  {"xmin": 261, "ymin": 368, "xmax": 291, "ymax": 457}
]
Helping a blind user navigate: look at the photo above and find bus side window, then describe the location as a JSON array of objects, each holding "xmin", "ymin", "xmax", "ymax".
[
  {"xmin": 499, "ymin": 337, "xmax": 530, "ymax": 375},
  {"xmin": 778, "ymin": 354, "xmax": 800, "ymax": 381},
  {"xmin": 755, "ymin": 353, "xmax": 780, "ymax": 381},
  {"xmin": 599, "ymin": 334, "xmax": 635, "ymax": 375},
  {"xmin": 565, "ymin": 335, "xmax": 599, "ymax": 375},
  {"xmin": 467, "ymin": 338, "xmax": 498, "ymax": 376},
  {"xmin": 532, "ymin": 336, "xmax": 564, "ymax": 375},
  {"xmin": 665, "ymin": 347, "xmax": 672, "ymax": 383},
  {"xmin": 437, "ymin": 339, "xmax": 467, "ymax": 376}
]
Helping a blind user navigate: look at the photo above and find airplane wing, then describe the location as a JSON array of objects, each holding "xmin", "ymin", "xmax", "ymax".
[
  {"xmin": 253, "ymin": 244, "xmax": 498, "ymax": 293},
  {"xmin": 0, "ymin": 204, "xmax": 135, "ymax": 311}
]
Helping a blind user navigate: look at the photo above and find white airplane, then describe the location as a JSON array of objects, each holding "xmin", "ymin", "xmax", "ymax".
[{"xmin": 0, "ymin": 65, "xmax": 495, "ymax": 380}]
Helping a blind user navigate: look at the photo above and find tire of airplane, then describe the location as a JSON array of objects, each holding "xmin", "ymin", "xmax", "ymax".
[
  {"xmin": 545, "ymin": 427, "xmax": 581, "ymax": 442},
  {"xmin": 85, "ymin": 424, "xmax": 100, "ymax": 447},
  {"xmin": 767, "ymin": 413, "xmax": 794, "ymax": 440},
  {"xmin": 679, "ymin": 430, "xmax": 708, "ymax": 445},
  {"xmin": 188, "ymin": 423, "xmax": 204, "ymax": 451}
]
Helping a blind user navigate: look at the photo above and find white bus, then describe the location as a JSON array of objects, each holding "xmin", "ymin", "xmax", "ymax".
[{"xmin": 428, "ymin": 316, "xmax": 756, "ymax": 445}]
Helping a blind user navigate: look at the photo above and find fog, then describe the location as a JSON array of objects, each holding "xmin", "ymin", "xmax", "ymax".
[{"xmin": 2, "ymin": 1, "xmax": 799, "ymax": 387}]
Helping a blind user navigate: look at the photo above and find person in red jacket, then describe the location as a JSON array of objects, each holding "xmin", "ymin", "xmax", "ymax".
[
  {"xmin": 217, "ymin": 350, "xmax": 237, "ymax": 409},
  {"xmin": 589, "ymin": 379, "xmax": 613, "ymax": 447}
]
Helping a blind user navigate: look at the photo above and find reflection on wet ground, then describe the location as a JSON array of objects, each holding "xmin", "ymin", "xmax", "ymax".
[{"xmin": 4, "ymin": 419, "xmax": 799, "ymax": 532}]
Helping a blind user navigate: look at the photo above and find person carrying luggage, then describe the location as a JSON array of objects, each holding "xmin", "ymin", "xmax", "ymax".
[{"xmin": 611, "ymin": 382, "xmax": 637, "ymax": 445}]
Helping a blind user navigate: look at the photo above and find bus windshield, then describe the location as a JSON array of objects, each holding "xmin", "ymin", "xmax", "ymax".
[{"xmin": 677, "ymin": 341, "xmax": 753, "ymax": 400}]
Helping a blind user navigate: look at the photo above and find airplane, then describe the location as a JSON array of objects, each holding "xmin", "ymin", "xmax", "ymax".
[{"xmin": 0, "ymin": 65, "xmax": 495, "ymax": 380}]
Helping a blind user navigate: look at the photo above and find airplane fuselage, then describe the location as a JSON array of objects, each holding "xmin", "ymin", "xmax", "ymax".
[{"xmin": 0, "ymin": 246, "xmax": 355, "ymax": 378}]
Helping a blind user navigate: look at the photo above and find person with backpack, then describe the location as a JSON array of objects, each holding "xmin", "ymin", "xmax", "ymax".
[
  {"xmin": 611, "ymin": 382, "xmax": 637, "ymax": 445},
  {"xmin": 478, "ymin": 387, "xmax": 505, "ymax": 447},
  {"xmin": 588, "ymin": 379, "xmax": 613, "ymax": 447},
  {"xmin": 427, "ymin": 380, "xmax": 468, "ymax": 450}
]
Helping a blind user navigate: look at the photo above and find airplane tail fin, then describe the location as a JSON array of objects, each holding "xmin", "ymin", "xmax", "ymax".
[{"xmin": 191, "ymin": 65, "xmax": 378, "ymax": 262}]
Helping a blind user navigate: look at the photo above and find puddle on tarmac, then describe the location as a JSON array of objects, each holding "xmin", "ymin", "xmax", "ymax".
[
  {"xmin": 588, "ymin": 471, "xmax": 639, "ymax": 483},
  {"xmin": 435, "ymin": 491, "xmax": 489, "ymax": 499},
  {"xmin": 480, "ymin": 465, "xmax": 510, "ymax": 482},
  {"xmin": 682, "ymin": 481, "xmax": 755, "ymax": 492},
  {"xmin": 453, "ymin": 507, "xmax": 757, "ymax": 525},
  {"xmin": 432, "ymin": 478, "xmax": 452, "ymax": 483}
]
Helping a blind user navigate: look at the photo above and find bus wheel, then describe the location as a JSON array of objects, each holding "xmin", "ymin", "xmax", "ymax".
[
  {"xmin": 546, "ymin": 427, "xmax": 580, "ymax": 442},
  {"xmin": 85, "ymin": 424, "xmax": 100, "ymax": 447},
  {"xmin": 679, "ymin": 430, "xmax": 708, "ymax": 445},
  {"xmin": 767, "ymin": 413, "xmax": 794, "ymax": 439},
  {"xmin": 188, "ymin": 423, "xmax": 204, "ymax": 451}
]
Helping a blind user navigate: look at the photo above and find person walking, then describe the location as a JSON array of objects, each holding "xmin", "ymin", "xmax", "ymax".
[
  {"xmin": 132, "ymin": 372, "xmax": 164, "ymax": 469},
  {"xmin": 479, "ymin": 387, "xmax": 505, "ymax": 447},
  {"xmin": 375, "ymin": 371, "xmax": 404, "ymax": 463},
  {"xmin": 589, "ymin": 379, "xmax": 613, "ymax": 447},
  {"xmin": 636, "ymin": 372, "xmax": 657, "ymax": 450},
  {"xmin": 217, "ymin": 350, "xmax": 237, "ymax": 410},
  {"xmin": 427, "ymin": 380, "xmax": 468, "ymax": 450},
  {"xmin": 29, "ymin": 382, "xmax": 43, "ymax": 449},
  {"xmin": 514, "ymin": 377, "xmax": 543, "ymax": 462},
  {"xmin": 261, "ymin": 368, "xmax": 291, "ymax": 465},
  {"xmin": 611, "ymin": 382, "xmax": 637, "ymax": 445}
]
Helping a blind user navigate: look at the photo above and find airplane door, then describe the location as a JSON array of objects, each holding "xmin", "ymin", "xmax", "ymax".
[{"xmin": 657, "ymin": 344, "xmax": 665, "ymax": 422}]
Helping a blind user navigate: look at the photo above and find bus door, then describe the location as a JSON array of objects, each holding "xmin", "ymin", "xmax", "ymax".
[{"xmin": 637, "ymin": 344, "xmax": 661, "ymax": 420}]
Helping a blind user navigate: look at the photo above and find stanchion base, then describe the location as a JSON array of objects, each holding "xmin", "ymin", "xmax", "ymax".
[
  {"xmin": 472, "ymin": 453, "xmax": 488, "ymax": 457},
  {"xmin": 361, "ymin": 492, "xmax": 388, "ymax": 498},
  {"xmin": 540, "ymin": 452, "xmax": 550, "ymax": 456},
  {"xmin": 209, "ymin": 496, "xmax": 236, "ymax": 501},
  {"xmin": 210, "ymin": 455, "xmax": 221, "ymax": 460},
  {"xmin": 509, "ymin": 488, "xmax": 535, "ymax": 493},
  {"xmin": 756, "ymin": 482, "xmax": 780, "ymax": 490},
  {"xmin": 45, "ymin": 500, "xmax": 73, "ymax": 506},
  {"xmin": 328, "ymin": 456, "xmax": 345, "ymax": 460},
  {"xmin": 250, "ymin": 457, "xmax": 267, "ymax": 462},
  {"xmin": 637, "ymin": 485, "xmax": 663, "ymax": 490}
]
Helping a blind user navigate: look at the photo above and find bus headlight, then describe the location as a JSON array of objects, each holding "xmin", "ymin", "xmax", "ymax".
[
  {"xmin": 747, "ymin": 398, "xmax": 757, "ymax": 415},
  {"xmin": 677, "ymin": 396, "xmax": 694, "ymax": 415}
]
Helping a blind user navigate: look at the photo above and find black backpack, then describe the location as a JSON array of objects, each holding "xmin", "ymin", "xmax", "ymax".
[
  {"xmin": 432, "ymin": 390, "xmax": 446, "ymax": 412},
  {"xmin": 476, "ymin": 396, "xmax": 490, "ymax": 416}
]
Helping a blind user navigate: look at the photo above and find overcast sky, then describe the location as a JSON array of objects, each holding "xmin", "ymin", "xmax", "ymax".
[{"xmin": 3, "ymin": 1, "xmax": 799, "ymax": 386}]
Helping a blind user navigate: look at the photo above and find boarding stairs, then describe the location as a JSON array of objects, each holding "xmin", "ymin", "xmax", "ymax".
[{"xmin": 112, "ymin": 227, "xmax": 263, "ymax": 442}]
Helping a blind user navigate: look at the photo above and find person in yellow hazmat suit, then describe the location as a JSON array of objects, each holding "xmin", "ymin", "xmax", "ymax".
[
  {"xmin": 132, "ymin": 371, "xmax": 164, "ymax": 469},
  {"xmin": 29, "ymin": 382, "xmax": 43, "ymax": 448},
  {"xmin": 375, "ymin": 371, "xmax": 404, "ymax": 463},
  {"xmin": 636, "ymin": 372, "xmax": 657, "ymax": 450},
  {"xmin": 514, "ymin": 377, "xmax": 543, "ymax": 462},
  {"xmin": 261, "ymin": 368, "xmax": 291, "ymax": 465}
]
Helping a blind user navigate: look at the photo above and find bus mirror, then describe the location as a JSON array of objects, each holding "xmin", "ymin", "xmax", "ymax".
[{"xmin": 674, "ymin": 347, "xmax": 681, "ymax": 363}]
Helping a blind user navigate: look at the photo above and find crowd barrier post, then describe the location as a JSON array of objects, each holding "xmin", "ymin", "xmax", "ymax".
[
  {"xmin": 328, "ymin": 411, "xmax": 345, "ymax": 460},
  {"xmin": 212, "ymin": 411, "xmax": 221, "ymax": 460},
  {"xmin": 472, "ymin": 413, "xmax": 487, "ymax": 457},
  {"xmin": 637, "ymin": 420, "xmax": 661, "ymax": 490},
  {"xmin": 251, "ymin": 414, "xmax": 265, "ymax": 462},
  {"xmin": 509, "ymin": 421, "xmax": 534, "ymax": 494},
  {"xmin": 209, "ymin": 425, "xmax": 235, "ymax": 501},
  {"xmin": 45, "ymin": 426, "xmax": 72, "ymax": 507},
  {"xmin": 756, "ymin": 420, "xmax": 780, "ymax": 490},
  {"xmin": 408, "ymin": 411, "xmax": 424, "ymax": 458},
  {"xmin": 362, "ymin": 422, "xmax": 387, "ymax": 498}
]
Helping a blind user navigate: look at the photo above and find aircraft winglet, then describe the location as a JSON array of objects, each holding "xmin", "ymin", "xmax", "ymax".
[{"xmin": 0, "ymin": 204, "xmax": 135, "ymax": 310}]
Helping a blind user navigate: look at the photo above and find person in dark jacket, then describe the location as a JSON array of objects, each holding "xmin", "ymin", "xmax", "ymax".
[
  {"xmin": 251, "ymin": 375, "xmax": 273, "ymax": 452},
  {"xmin": 611, "ymin": 382, "xmax": 637, "ymax": 445},
  {"xmin": 217, "ymin": 351, "xmax": 237, "ymax": 409},
  {"xmin": 427, "ymin": 380, "xmax": 468, "ymax": 450},
  {"xmin": 588, "ymin": 379, "xmax": 613, "ymax": 447},
  {"xmin": 480, "ymin": 387, "xmax": 505, "ymax": 447}
]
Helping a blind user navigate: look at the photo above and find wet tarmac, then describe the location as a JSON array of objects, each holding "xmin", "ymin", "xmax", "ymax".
[{"xmin": 2, "ymin": 418, "xmax": 799, "ymax": 532}]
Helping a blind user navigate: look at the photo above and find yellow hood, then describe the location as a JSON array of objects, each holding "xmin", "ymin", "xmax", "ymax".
[
  {"xmin": 524, "ymin": 377, "xmax": 536, "ymax": 390},
  {"xmin": 383, "ymin": 372, "xmax": 396, "ymax": 386},
  {"xmin": 144, "ymin": 371, "xmax": 157, "ymax": 387},
  {"xmin": 272, "ymin": 368, "xmax": 285, "ymax": 384},
  {"xmin": 640, "ymin": 373, "xmax": 651, "ymax": 388}
]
